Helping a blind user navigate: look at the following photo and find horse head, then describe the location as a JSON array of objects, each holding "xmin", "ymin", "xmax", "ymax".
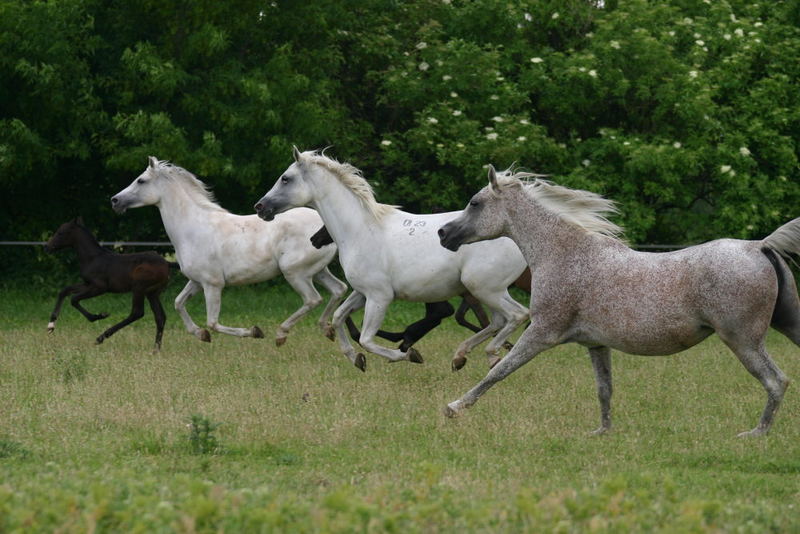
[
  {"xmin": 254, "ymin": 146, "xmax": 314, "ymax": 221},
  {"xmin": 44, "ymin": 218, "xmax": 84, "ymax": 253},
  {"xmin": 438, "ymin": 165, "xmax": 510, "ymax": 251},
  {"xmin": 111, "ymin": 156, "xmax": 165, "ymax": 214}
]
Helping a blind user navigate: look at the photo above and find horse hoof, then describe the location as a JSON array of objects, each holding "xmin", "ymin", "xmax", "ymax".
[
  {"xmin": 407, "ymin": 347, "xmax": 424, "ymax": 364},
  {"xmin": 198, "ymin": 329, "xmax": 211, "ymax": 343},
  {"xmin": 252, "ymin": 326, "xmax": 265, "ymax": 338},
  {"xmin": 737, "ymin": 427, "xmax": 768, "ymax": 438},
  {"xmin": 488, "ymin": 355, "xmax": 502, "ymax": 369},
  {"xmin": 354, "ymin": 353, "xmax": 367, "ymax": 372},
  {"xmin": 275, "ymin": 336, "xmax": 287, "ymax": 347},
  {"xmin": 589, "ymin": 426, "xmax": 611, "ymax": 436},
  {"xmin": 95, "ymin": 336, "xmax": 105, "ymax": 345},
  {"xmin": 324, "ymin": 325, "xmax": 335, "ymax": 341},
  {"xmin": 451, "ymin": 355, "xmax": 467, "ymax": 372},
  {"xmin": 47, "ymin": 322, "xmax": 55, "ymax": 333},
  {"xmin": 443, "ymin": 404, "xmax": 461, "ymax": 418}
]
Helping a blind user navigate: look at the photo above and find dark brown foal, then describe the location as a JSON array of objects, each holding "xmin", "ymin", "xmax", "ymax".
[{"xmin": 45, "ymin": 218, "xmax": 172, "ymax": 350}]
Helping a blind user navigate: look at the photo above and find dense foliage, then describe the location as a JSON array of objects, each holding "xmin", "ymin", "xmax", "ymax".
[{"xmin": 2, "ymin": 0, "xmax": 799, "ymax": 256}]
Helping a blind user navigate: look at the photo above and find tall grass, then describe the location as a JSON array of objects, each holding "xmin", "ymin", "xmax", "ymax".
[{"xmin": 1, "ymin": 281, "xmax": 799, "ymax": 532}]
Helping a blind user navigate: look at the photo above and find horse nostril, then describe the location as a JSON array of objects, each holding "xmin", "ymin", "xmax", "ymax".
[
  {"xmin": 111, "ymin": 197, "xmax": 118, "ymax": 204},
  {"xmin": 437, "ymin": 228, "xmax": 446, "ymax": 238},
  {"xmin": 254, "ymin": 203, "xmax": 262, "ymax": 211}
]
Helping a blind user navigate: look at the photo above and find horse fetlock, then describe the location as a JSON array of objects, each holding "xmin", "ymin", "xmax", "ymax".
[
  {"xmin": 47, "ymin": 321, "xmax": 56, "ymax": 333},
  {"xmin": 251, "ymin": 326, "xmax": 265, "ymax": 338},
  {"xmin": 589, "ymin": 425, "xmax": 611, "ymax": 437},
  {"xmin": 91, "ymin": 312, "xmax": 109, "ymax": 322},
  {"xmin": 407, "ymin": 347, "xmax": 424, "ymax": 364}
]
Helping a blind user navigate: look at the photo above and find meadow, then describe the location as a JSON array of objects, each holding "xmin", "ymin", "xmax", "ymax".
[{"xmin": 1, "ymin": 279, "xmax": 799, "ymax": 532}]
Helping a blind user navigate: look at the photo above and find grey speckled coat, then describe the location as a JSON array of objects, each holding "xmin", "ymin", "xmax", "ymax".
[{"xmin": 438, "ymin": 166, "xmax": 800, "ymax": 437}]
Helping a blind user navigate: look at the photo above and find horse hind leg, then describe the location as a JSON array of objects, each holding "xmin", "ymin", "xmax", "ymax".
[
  {"xmin": 96, "ymin": 292, "xmax": 145, "ymax": 345},
  {"xmin": 147, "ymin": 292, "xmax": 167, "ymax": 352},
  {"xmin": 589, "ymin": 346, "xmax": 613, "ymax": 435},
  {"xmin": 719, "ymin": 332, "xmax": 789, "ymax": 437}
]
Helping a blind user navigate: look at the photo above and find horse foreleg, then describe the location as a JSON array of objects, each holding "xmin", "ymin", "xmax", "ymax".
[
  {"xmin": 202, "ymin": 283, "xmax": 263, "ymax": 338},
  {"xmin": 445, "ymin": 323, "xmax": 557, "ymax": 418},
  {"xmin": 147, "ymin": 292, "xmax": 167, "ymax": 352},
  {"xmin": 174, "ymin": 280, "xmax": 210, "ymax": 342},
  {"xmin": 277, "ymin": 274, "xmax": 325, "ymax": 346},
  {"xmin": 589, "ymin": 346, "xmax": 613, "ymax": 435},
  {"xmin": 95, "ymin": 292, "xmax": 145, "ymax": 345},
  {"xmin": 48, "ymin": 283, "xmax": 86, "ymax": 332},
  {"xmin": 481, "ymin": 294, "xmax": 529, "ymax": 366},
  {"xmin": 312, "ymin": 268, "xmax": 348, "ymax": 341},
  {"xmin": 358, "ymin": 296, "xmax": 423, "ymax": 364},
  {"xmin": 332, "ymin": 292, "xmax": 367, "ymax": 371},
  {"xmin": 70, "ymin": 285, "xmax": 110, "ymax": 322}
]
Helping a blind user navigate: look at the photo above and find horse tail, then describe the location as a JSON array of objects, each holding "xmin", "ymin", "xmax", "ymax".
[{"xmin": 762, "ymin": 217, "xmax": 800, "ymax": 262}]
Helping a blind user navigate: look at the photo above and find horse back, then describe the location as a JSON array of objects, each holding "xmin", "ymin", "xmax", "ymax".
[{"xmin": 91, "ymin": 251, "xmax": 170, "ymax": 293}]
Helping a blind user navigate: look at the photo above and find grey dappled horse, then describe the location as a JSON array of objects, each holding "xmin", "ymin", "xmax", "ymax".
[{"xmin": 438, "ymin": 166, "xmax": 800, "ymax": 437}]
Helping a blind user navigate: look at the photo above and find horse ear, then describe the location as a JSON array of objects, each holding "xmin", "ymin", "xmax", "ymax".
[
  {"xmin": 148, "ymin": 156, "xmax": 159, "ymax": 168},
  {"xmin": 292, "ymin": 145, "xmax": 302, "ymax": 163},
  {"xmin": 488, "ymin": 165, "xmax": 501, "ymax": 194}
]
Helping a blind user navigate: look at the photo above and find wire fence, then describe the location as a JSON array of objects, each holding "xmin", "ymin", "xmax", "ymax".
[{"xmin": 0, "ymin": 241, "xmax": 686, "ymax": 250}]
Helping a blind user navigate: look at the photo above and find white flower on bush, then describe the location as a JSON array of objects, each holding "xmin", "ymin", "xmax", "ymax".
[
  {"xmin": 582, "ymin": 159, "xmax": 591, "ymax": 167},
  {"xmin": 490, "ymin": 95, "xmax": 499, "ymax": 100},
  {"xmin": 724, "ymin": 33, "xmax": 731, "ymax": 40},
  {"xmin": 486, "ymin": 132, "xmax": 498, "ymax": 140},
  {"xmin": 673, "ymin": 142, "xmax": 682, "ymax": 148},
  {"xmin": 739, "ymin": 146, "xmax": 751, "ymax": 156},
  {"xmin": 610, "ymin": 40, "xmax": 621, "ymax": 49},
  {"xmin": 524, "ymin": 12, "xmax": 532, "ymax": 21},
  {"xmin": 416, "ymin": 41, "xmax": 428, "ymax": 50},
  {"xmin": 442, "ymin": 75, "xmax": 452, "ymax": 81},
  {"xmin": 457, "ymin": 142, "xmax": 464, "ymax": 148},
  {"xmin": 530, "ymin": 57, "xmax": 544, "ymax": 63},
  {"xmin": 735, "ymin": 28, "xmax": 744, "ymax": 37},
  {"xmin": 551, "ymin": 12, "xmax": 559, "ymax": 19},
  {"xmin": 519, "ymin": 119, "xmax": 530, "ymax": 125},
  {"xmin": 689, "ymin": 70, "xmax": 698, "ymax": 78},
  {"xmin": 517, "ymin": 136, "xmax": 527, "ymax": 142},
  {"xmin": 450, "ymin": 91, "xmax": 458, "ymax": 98},
  {"xmin": 720, "ymin": 165, "xmax": 732, "ymax": 174},
  {"xmin": 492, "ymin": 116, "xmax": 504, "ymax": 122},
  {"xmin": 381, "ymin": 140, "xmax": 392, "ymax": 146},
  {"xmin": 695, "ymin": 39, "xmax": 705, "ymax": 46},
  {"xmin": 419, "ymin": 61, "xmax": 430, "ymax": 71},
  {"xmin": 588, "ymin": 69, "xmax": 597, "ymax": 78},
  {"xmin": 452, "ymin": 110, "xmax": 462, "ymax": 116},
  {"xmin": 427, "ymin": 117, "xmax": 438, "ymax": 124}
]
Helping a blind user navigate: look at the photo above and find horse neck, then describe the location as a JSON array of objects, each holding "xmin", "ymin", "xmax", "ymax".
[
  {"xmin": 154, "ymin": 182, "xmax": 218, "ymax": 245},
  {"xmin": 503, "ymin": 191, "xmax": 588, "ymax": 269},
  {"xmin": 307, "ymin": 173, "xmax": 381, "ymax": 248},
  {"xmin": 71, "ymin": 227, "xmax": 105, "ymax": 264}
]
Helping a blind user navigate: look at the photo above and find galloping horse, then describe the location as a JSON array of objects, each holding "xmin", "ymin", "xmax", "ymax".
[
  {"xmin": 255, "ymin": 148, "xmax": 529, "ymax": 371},
  {"xmin": 438, "ymin": 166, "xmax": 800, "ymax": 436},
  {"xmin": 111, "ymin": 157, "xmax": 348, "ymax": 345},
  {"xmin": 311, "ymin": 224, "xmax": 532, "ymax": 349},
  {"xmin": 45, "ymin": 218, "xmax": 170, "ymax": 350}
]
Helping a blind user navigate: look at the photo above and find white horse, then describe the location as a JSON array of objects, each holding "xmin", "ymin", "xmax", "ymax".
[
  {"xmin": 111, "ymin": 156, "xmax": 348, "ymax": 344},
  {"xmin": 254, "ymin": 148, "xmax": 529, "ymax": 371}
]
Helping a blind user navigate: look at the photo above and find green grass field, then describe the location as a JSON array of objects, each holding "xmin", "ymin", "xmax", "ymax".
[{"xmin": 1, "ymin": 279, "xmax": 799, "ymax": 532}]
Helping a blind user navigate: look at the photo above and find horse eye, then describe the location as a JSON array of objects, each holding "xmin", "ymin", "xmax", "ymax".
[
  {"xmin": 281, "ymin": 176, "xmax": 290, "ymax": 184},
  {"xmin": 469, "ymin": 200, "xmax": 479, "ymax": 207},
  {"xmin": 137, "ymin": 178, "xmax": 146, "ymax": 184}
]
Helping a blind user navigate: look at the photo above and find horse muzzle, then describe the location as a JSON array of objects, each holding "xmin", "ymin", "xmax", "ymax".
[
  {"xmin": 254, "ymin": 197, "xmax": 281, "ymax": 222},
  {"xmin": 438, "ymin": 224, "xmax": 463, "ymax": 252},
  {"xmin": 110, "ymin": 196, "xmax": 128, "ymax": 214}
]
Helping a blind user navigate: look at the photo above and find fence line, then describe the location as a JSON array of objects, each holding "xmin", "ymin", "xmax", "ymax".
[{"xmin": 1, "ymin": 241, "xmax": 685, "ymax": 250}]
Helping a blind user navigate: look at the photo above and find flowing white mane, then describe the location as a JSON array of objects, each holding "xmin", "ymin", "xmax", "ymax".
[
  {"xmin": 154, "ymin": 160, "xmax": 227, "ymax": 213},
  {"xmin": 300, "ymin": 151, "xmax": 397, "ymax": 220},
  {"xmin": 495, "ymin": 171, "xmax": 624, "ymax": 240}
]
